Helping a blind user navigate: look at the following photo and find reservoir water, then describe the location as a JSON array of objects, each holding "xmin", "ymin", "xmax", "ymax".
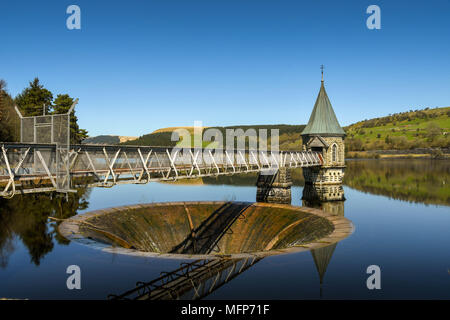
[{"xmin": 0, "ymin": 159, "xmax": 448, "ymax": 299}]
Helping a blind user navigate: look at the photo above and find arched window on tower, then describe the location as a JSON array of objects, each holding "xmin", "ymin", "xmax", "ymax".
[{"xmin": 332, "ymin": 144, "xmax": 337, "ymax": 162}]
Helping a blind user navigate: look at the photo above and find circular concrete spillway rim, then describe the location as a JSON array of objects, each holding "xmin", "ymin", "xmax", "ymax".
[{"xmin": 58, "ymin": 201, "xmax": 354, "ymax": 260}]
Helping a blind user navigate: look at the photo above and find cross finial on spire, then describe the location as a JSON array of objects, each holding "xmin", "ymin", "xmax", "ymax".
[{"xmin": 320, "ymin": 64, "xmax": 324, "ymax": 82}]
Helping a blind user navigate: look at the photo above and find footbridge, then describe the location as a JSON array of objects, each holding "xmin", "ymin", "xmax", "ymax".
[{"xmin": 0, "ymin": 142, "xmax": 323, "ymax": 198}]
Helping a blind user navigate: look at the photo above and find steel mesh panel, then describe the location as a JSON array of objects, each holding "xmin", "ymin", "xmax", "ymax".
[
  {"xmin": 21, "ymin": 118, "xmax": 35, "ymax": 143},
  {"xmin": 20, "ymin": 113, "xmax": 71, "ymax": 191},
  {"xmin": 53, "ymin": 114, "xmax": 70, "ymax": 191},
  {"xmin": 55, "ymin": 146, "xmax": 70, "ymax": 190},
  {"xmin": 36, "ymin": 125, "xmax": 52, "ymax": 144},
  {"xmin": 33, "ymin": 148, "xmax": 54, "ymax": 174},
  {"xmin": 35, "ymin": 116, "xmax": 51, "ymax": 124},
  {"xmin": 52, "ymin": 114, "xmax": 69, "ymax": 145}
]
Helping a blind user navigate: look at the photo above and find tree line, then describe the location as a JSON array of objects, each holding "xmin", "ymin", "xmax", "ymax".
[{"xmin": 0, "ymin": 78, "xmax": 87, "ymax": 144}]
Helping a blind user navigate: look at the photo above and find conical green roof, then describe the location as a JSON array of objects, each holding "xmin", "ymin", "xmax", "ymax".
[{"xmin": 301, "ymin": 81, "xmax": 345, "ymax": 136}]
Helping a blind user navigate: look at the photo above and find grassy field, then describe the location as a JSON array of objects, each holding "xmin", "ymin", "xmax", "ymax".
[
  {"xmin": 151, "ymin": 126, "xmax": 206, "ymax": 134},
  {"xmin": 344, "ymin": 106, "xmax": 449, "ymax": 150}
]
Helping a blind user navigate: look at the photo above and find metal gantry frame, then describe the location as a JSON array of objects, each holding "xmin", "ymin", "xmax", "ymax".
[
  {"xmin": 4, "ymin": 100, "xmax": 79, "ymax": 197},
  {"xmin": 0, "ymin": 142, "xmax": 323, "ymax": 198}
]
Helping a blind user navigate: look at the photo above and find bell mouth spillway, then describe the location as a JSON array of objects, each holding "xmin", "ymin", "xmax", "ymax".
[{"xmin": 58, "ymin": 201, "xmax": 354, "ymax": 259}]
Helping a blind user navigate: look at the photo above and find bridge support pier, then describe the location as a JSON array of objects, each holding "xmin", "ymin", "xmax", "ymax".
[{"xmin": 256, "ymin": 167, "xmax": 292, "ymax": 204}]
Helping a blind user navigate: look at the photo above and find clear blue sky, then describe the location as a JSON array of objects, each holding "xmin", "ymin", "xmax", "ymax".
[{"xmin": 1, "ymin": 0, "xmax": 449, "ymax": 136}]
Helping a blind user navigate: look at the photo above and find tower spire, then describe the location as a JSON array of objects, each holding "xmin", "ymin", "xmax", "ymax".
[
  {"xmin": 301, "ymin": 69, "xmax": 345, "ymax": 137},
  {"xmin": 320, "ymin": 64, "xmax": 324, "ymax": 82}
]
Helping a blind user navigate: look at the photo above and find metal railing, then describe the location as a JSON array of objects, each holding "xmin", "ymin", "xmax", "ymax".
[{"xmin": 0, "ymin": 143, "xmax": 323, "ymax": 198}]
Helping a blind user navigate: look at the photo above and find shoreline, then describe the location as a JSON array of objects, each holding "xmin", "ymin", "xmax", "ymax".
[{"xmin": 346, "ymin": 148, "xmax": 449, "ymax": 159}]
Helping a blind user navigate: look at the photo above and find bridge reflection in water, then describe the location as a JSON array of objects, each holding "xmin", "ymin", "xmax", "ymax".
[
  {"xmin": 108, "ymin": 185, "xmax": 346, "ymax": 300},
  {"xmin": 109, "ymin": 257, "xmax": 261, "ymax": 300}
]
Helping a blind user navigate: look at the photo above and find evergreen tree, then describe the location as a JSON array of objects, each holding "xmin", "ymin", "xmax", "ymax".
[
  {"xmin": 15, "ymin": 78, "xmax": 53, "ymax": 116},
  {"xmin": 53, "ymin": 94, "xmax": 88, "ymax": 144},
  {"xmin": 12, "ymin": 78, "xmax": 88, "ymax": 144},
  {"xmin": 0, "ymin": 80, "xmax": 9, "ymax": 140},
  {"xmin": 0, "ymin": 80, "xmax": 20, "ymax": 142}
]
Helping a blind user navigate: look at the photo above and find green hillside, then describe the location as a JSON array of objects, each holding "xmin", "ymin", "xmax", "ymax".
[
  {"xmin": 82, "ymin": 135, "xmax": 120, "ymax": 145},
  {"xmin": 344, "ymin": 107, "xmax": 450, "ymax": 151},
  {"xmin": 123, "ymin": 107, "xmax": 449, "ymax": 152},
  {"xmin": 122, "ymin": 124, "xmax": 306, "ymax": 150},
  {"xmin": 122, "ymin": 131, "xmax": 179, "ymax": 147}
]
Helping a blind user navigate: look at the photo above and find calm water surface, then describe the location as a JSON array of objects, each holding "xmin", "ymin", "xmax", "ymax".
[{"xmin": 0, "ymin": 159, "xmax": 449, "ymax": 299}]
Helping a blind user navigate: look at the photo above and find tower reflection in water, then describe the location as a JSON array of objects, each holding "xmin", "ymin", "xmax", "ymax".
[
  {"xmin": 109, "ymin": 185, "xmax": 345, "ymax": 300},
  {"xmin": 302, "ymin": 184, "xmax": 345, "ymax": 297}
]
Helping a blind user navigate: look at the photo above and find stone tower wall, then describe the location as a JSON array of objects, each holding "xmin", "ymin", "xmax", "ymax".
[
  {"xmin": 321, "ymin": 136, "xmax": 345, "ymax": 167},
  {"xmin": 302, "ymin": 135, "xmax": 346, "ymax": 185}
]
